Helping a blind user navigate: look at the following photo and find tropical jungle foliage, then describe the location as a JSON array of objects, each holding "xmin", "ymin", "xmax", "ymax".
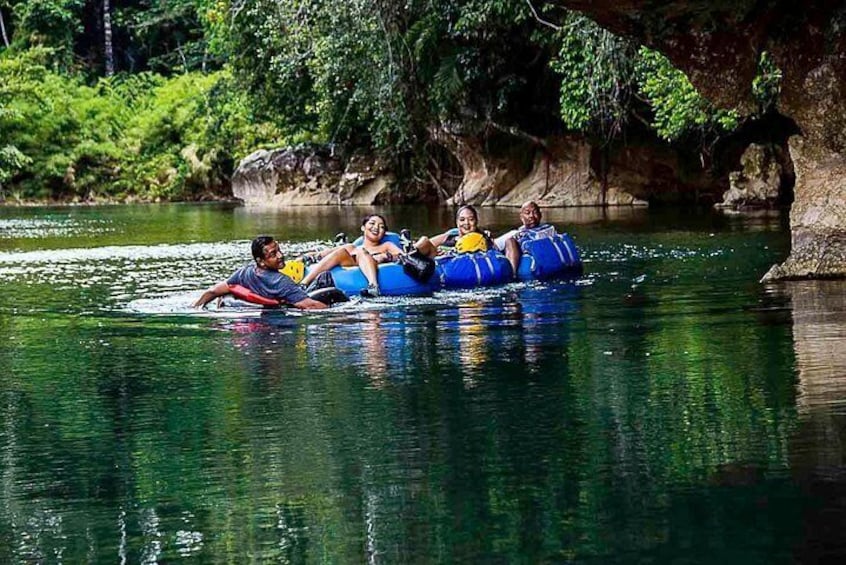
[{"xmin": 0, "ymin": 0, "xmax": 781, "ymax": 201}]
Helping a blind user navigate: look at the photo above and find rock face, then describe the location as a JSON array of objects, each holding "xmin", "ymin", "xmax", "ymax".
[
  {"xmin": 552, "ymin": 0, "xmax": 846, "ymax": 278},
  {"xmin": 716, "ymin": 143, "xmax": 790, "ymax": 210},
  {"xmin": 232, "ymin": 147, "xmax": 400, "ymax": 206},
  {"xmin": 235, "ymin": 134, "xmax": 715, "ymax": 210},
  {"xmin": 432, "ymin": 129, "xmax": 720, "ymax": 208},
  {"xmin": 496, "ymin": 139, "xmax": 640, "ymax": 207},
  {"xmin": 428, "ymin": 128, "xmax": 536, "ymax": 206},
  {"xmin": 762, "ymin": 137, "xmax": 846, "ymax": 280},
  {"xmin": 604, "ymin": 139, "xmax": 718, "ymax": 204}
]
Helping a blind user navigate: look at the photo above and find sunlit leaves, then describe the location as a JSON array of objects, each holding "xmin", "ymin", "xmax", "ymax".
[
  {"xmin": 634, "ymin": 47, "xmax": 738, "ymax": 141},
  {"xmin": 551, "ymin": 13, "xmax": 637, "ymax": 141},
  {"xmin": 636, "ymin": 51, "xmax": 705, "ymax": 138},
  {"xmin": 0, "ymin": 144, "xmax": 30, "ymax": 190},
  {"xmin": 752, "ymin": 51, "xmax": 781, "ymax": 113},
  {"xmin": 0, "ymin": 46, "xmax": 283, "ymax": 199}
]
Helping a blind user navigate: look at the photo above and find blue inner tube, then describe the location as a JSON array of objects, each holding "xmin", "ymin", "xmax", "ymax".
[
  {"xmin": 515, "ymin": 233, "xmax": 582, "ymax": 281},
  {"xmin": 311, "ymin": 262, "xmax": 439, "ymax": 297},
  {"xmin": 352, "ymin": 232, "xmax": 403, "ymax": 247},
  {"xmin": 436, "ymin": 249, "xmax": 513, "ymax": 289},
  {"xmin": 306, "ymin": 233, "xmax": 582, "ymax": 297}
]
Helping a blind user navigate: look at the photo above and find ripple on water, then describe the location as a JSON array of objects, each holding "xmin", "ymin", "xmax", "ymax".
[
  {"xmin": 1, "ymin": 207, "xmax": 824, "ymax": 563},
  {"xmin": 0, "ymin": 240, "xmax": 335, "ymax": 314},
  {"xmin": 0, "ymin": 216, "xmax": 116, "ymax": 241},
  {"xmin": 788, "ymin": 281, "xmax": 846, "ymax": 415},
  {"xmin": 0, "ymin": 231, "xmax": 692, "ymax": 317}
]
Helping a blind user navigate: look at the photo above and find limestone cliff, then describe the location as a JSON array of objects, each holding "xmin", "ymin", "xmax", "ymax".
[
  {"xmin": 432, "ymin": 127, "xmax": 717, "ymax": 208},
  {"xmin": 232, "ymin": 147, "xmax": 403, "ymax": 206},
  {"xmin": 716, "ymin": 143, "xmax": 792, "ymax": 210},
  {"xmin": 233, "ymin": 133, "xmax": 721, "ymax": 211}
]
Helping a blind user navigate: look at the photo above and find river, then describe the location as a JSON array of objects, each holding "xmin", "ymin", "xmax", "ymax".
[{"xmin": 0, "ymin": 203, "xmax": 844, "ymax": 563}]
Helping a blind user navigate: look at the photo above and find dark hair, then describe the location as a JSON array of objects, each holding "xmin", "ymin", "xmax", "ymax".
[
  {"xmin": 251, "ymin": 235, "xmax": 275, "ymax": 261},
  {"xmin": 456, "ymin": 205, "xmax": 478, "ymax": 221},
  {"xmin": 361, "ymin": 214, "xmax": 388, "ymax": 229}
]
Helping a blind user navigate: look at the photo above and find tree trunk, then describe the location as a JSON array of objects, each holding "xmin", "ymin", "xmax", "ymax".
[
  {"xmin": 0, "ymin": 8, "xmax": 10, "ymax": 48},
  {"xmin": 103, "ymin": 0, "xmax": 114, "ymax": 75}
]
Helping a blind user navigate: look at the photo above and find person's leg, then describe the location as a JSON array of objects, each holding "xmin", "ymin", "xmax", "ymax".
[
  {"xmin": 504, "ymin": 238, "xmax": 521, "ymax": 277},
  {"xmin": 414, "ymin": 236, "xmax": 438, "ymax": 258},
  {"xmin": 354, "ymin": 248, "xmax": 380, "ymax": 289},
  {"xmin": 303, "ymin": 243, "xmax": 356, "ymax": 264},
  {"xmin": 301, "ymin": 248, "xmax": 356, "ymax": 286}
]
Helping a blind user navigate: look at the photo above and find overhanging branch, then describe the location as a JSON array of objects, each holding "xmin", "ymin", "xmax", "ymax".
[{"xmin": 525, "ymin": 0, "xmax": 561, "ymax": 31}]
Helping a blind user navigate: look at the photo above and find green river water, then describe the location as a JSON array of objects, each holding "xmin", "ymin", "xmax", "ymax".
[{"xmin": 0, "ymin": 203, "xmax": 844, "ymax": 563}]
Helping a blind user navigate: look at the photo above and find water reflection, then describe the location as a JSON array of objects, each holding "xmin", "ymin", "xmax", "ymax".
[
  {"xmin": 455, "ymin": 303, "xmax": 489, "ymax": 385},
  {"xmin": 787, "ymin": 281, "xmax": 846, "ymax": 468},
  {"xmin": 4, "ymin": 204, "xmax": 844, "ymax": 562},
  {"xmin": 789, "ymin": 281, "xmax": 846, "ymax": 416},
  {"xmin": 211, "ymin": 283, "xmax": 586, "ymax": 394},
  {"xmin": 355, "ymin": 311, "xmax": 390, "ymax": 386},
  {"xmin": 780, "ymin": 280, "xmax": 846, "ymax": 562}
]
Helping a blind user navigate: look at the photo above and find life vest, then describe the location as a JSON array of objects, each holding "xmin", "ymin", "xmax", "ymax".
[
  {"xmin": 280, "ymin": 259, "xmax": 305, "ymax": 283},
  {"xmin": 228, "ymin": 283, "xmax": 348, "ymax": 307},
  {"xmin": 515, "ymin": 223, "xmax": 557, "ymax": 243},
  {"xmin": 455, "ymin": 232, "xmax": 488, "ymax": 254},
  {"xmin": 436, "ymin": 249, "xmax": 513, "ymax": 289}
]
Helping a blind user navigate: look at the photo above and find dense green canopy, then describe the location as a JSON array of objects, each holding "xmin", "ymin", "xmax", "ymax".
[{"xmin": 0, "ymin": 0, "xmax": 780, "ymax": 201}]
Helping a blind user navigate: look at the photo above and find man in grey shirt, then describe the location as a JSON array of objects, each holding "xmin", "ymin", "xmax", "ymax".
[{"xmin": 194, "ymin": 235, "xmax": 328, "ymax": 310}]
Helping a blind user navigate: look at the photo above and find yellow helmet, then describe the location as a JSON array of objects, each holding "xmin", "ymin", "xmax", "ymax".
[
  {"xmin": 281, "ymin": 259, "xmax": 305, "ymax": 283},
  {"xmin": 455, "ymin": 232, "xmax": 488, "ymax": 254}
]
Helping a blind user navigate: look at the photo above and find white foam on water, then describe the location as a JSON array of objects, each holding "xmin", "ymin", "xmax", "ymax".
[
  {"xmin": 0, "ymin": 216, "xmax": 116, "ymax": 239},
  {"xmin": 0, "ymin": 236, "xmax": 595, "ymax": 316}
]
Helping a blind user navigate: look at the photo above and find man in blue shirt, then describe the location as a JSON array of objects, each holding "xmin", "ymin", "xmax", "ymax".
[
  {"xmin": 194, "ymin": 235, "xmax": 328, "ymax": 310},
  {"xmin": 494, "ymin": 201, "xmax": 557, "ymax": 275}
]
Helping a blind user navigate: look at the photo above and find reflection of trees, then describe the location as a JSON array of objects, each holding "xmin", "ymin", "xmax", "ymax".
[{"xmin": 0, "ymin": 279, "xmax": 807, "ymax": 561}]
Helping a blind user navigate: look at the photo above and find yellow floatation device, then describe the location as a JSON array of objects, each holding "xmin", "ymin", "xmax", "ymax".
[
  {"xmin": 281, "ymin": 259, "xmax": 305, "ymax": 283},
  {"xmin": 455, "ymin": 232, "xmax": 488, "ymax": 254}
]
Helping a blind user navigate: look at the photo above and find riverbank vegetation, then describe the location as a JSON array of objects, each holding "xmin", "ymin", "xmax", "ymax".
[{"xmin": 0, "ymin": 0, "xmax": 780, "ymax": 202}]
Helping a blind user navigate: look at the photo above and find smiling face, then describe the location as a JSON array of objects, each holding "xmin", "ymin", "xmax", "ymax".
[
  {"xmin": 259, "ymin": 240, "xmax": 284, "ymax": 271},
  {"xmin": 520, "ymin": 202, "xmax": 541, "ymax": 229},
  {"xmin": 456, "ymin": 207, "xmax": 479, "ymax": 235},
  {"xmin": 361, "ymin": 215, "xmax": 387, "ymax": 244}
]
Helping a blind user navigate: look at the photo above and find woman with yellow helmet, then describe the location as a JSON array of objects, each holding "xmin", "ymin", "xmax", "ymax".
[
  {"xmin": 414, "ymin": 205, "xmax": 493, "ymax": 258},
  {"xmin": 422, "ymin": 205, "xmax": 512, "ymax": 288}
]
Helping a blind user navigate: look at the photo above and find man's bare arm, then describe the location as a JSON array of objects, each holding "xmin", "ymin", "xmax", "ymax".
[
  {"xmin": 193, "ymin": 282, "xmax": 230, "ymax": 309},
  {"xmin": 291, "ymin": 297, "xmax": 329, "ymax": 310}
]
